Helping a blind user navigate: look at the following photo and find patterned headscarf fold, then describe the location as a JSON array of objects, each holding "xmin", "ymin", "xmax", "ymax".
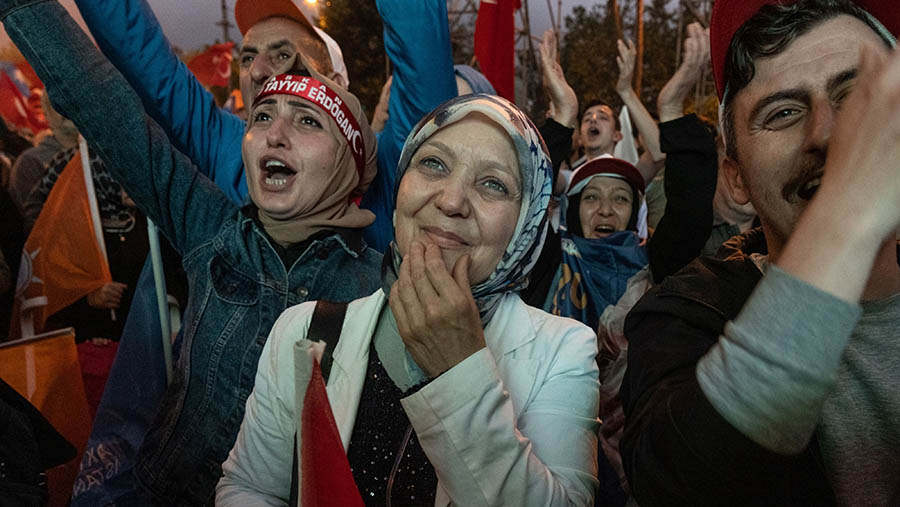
[{"xmin": 384, "ymin": 94, "xmax": 553, "ymax": 325}]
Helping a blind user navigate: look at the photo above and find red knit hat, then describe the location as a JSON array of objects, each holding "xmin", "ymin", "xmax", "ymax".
[
  {"xmin": 710, "ymin": 0, "xmax": 900, "ymax": 101},
  {"xmin": 567, "ymin": 156, "xmax": 645, "ymax": 196}
]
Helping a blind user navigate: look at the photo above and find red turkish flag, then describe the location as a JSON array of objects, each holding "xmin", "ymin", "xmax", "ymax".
[
  {"xmin": 300, "ymin": 360, "xmax": 364, "ymax": 507},
  {"xmin": 16, "ymin": 61, "xmax": 42, "ymax": 90},
  {"xmin": 187, "ymin": 42, "xmax": 235, "ymax": 88},
  {"xmin": 474, "ymin": 0, "xmax": 521, "ymax": 102},
  {"xmin": 0, "ymin": 70, "xmax": 46, "ymax": 134}
]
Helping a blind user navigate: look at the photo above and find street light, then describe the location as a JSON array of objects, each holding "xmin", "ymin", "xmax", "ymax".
[{"xmin": 304, "ymin": 0, "xmax": 317, "ymax": 4}]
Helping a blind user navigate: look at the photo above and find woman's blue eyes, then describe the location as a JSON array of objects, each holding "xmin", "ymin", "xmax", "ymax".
[
  {"xmin": 421, "ymin": 157, "xmax": 445, "ymax": 171},
  {"xmin": 483, "ymin": 179, "xmax": 509, "ymax": 194},
  {"xmin": 419, "ymin": 157, "xmax": 510, "ymax": 195}
]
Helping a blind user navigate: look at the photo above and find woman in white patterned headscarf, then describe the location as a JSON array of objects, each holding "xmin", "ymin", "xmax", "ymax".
[{"xmin": 219, "ymin": 94, "xmax": 601, "ymax": 507}]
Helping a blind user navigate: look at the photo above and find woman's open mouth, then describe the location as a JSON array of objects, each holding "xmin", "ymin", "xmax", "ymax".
[{"xmin": 259, "ymin": 158, "xmax": 297, "ymax": 190}]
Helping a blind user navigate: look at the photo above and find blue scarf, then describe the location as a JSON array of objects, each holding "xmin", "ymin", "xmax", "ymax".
[{"xmin": 546, "ymin": 231, "xmax": 647, "ymax": 332}]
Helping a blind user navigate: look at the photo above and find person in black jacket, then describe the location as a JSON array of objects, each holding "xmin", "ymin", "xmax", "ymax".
[
  {"xmin": 0, "ymin": 378, "xmax": 74, "ymax": 507},
  {"xmin": 621, "ymin": 1, "xmax": 900, "ymax": 505}
]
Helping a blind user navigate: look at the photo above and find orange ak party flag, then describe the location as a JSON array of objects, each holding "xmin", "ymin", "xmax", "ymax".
[
  {"xmin": 0, "ymin": 328, "xmax": 93, "ymax": 507},
  {"xmin": 188, "ymin": 42, "xmax": 235, "ymax": 88},
  {"xmin": 9, "ymin": 151, "xmax": 111, "ymax": 339}
]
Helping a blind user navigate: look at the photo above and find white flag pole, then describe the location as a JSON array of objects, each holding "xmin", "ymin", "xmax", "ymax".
[
  {"xmin": 146, "ymin": 218, "xmax": 174, "ymax": 385},
  {"xmin": 79, "ymin": 136, "xmax": 116, "ymax": 321}
]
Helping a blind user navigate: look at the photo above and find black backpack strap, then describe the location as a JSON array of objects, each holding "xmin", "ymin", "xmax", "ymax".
[{"xmin": 289, "ymin": 300, "xmax": 348, "ymax": 507}]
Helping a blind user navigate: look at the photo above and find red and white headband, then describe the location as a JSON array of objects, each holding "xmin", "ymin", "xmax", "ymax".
[{"xmin": 253, "ymin": 74, "xmax": 365, "ymax": 177}]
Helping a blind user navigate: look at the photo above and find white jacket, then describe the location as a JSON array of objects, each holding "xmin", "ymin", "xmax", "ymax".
[{"xmin": 217, "ymin": 290, "xmax": 600, "ymax": 506}]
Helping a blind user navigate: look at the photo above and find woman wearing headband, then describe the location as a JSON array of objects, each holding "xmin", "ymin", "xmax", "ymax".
[
  {"xmin": 0, "ymin": 4, "xmax": 384, "ymax": 502},
  {"xmin": 218, "ymin": 95, "xmax": 601, "ymax": 506}
]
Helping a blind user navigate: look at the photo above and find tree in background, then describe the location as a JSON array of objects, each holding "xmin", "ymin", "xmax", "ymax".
[
  {"xmin": 559, "ymin": 2, "xmax": 621, "ymax": 110},
  {"xmin": 448, "ymin": 0, "xmax": 477, "ymax": 65},
  {"xmin": 556, "ymin": 0, "xmax": 717, "ymax": 122},
  {"xmin": 640, "ymin": 0, "xmax": 678, "ymax": 103},
  {"xmin": 318, "ymin": 0, "xmax": 386, "ymax": 119},
  {"xmin": 304, "ymin": 0, "xmax": 716, "ymax": 123}
]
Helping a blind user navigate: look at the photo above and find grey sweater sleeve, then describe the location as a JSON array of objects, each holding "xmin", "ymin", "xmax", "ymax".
[{"xmin": 696, "ymin": 264, "xmax": 862, "ymax": 454}]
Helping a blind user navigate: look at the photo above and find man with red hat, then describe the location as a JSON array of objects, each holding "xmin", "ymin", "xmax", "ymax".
[{"xmin": 620, "ymin": 1, "xmax": 900, "ymax": 505}]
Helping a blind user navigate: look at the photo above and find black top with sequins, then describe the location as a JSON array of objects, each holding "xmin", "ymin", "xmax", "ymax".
[{"xmin": 346, "ymin": 342, "xmax": 438, "ymax": 506}]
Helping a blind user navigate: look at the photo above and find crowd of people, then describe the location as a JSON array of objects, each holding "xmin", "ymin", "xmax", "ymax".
[{"xmin": 0, "ymin": 0, "xmax": 898, "ymax": 505}]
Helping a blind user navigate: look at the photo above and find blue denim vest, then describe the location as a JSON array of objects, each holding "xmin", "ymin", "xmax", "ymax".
[{"xmin": 133, "ymin": 213, "xmax": 381, "ymax": 505}]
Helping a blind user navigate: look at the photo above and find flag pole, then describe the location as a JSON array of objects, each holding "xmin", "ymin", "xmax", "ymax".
[
  {"xmin": 78, "ymin": 136, "xmax": 116, "ymax": 322},
  {"xmin": 146, "ymin": 219, "xmax": 174, "ymax": 385}
]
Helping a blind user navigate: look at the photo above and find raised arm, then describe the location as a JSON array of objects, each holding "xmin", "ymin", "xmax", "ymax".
[
  {"xmin": 646, "ymin": 114, "xmax": 717, "ymax": 282},
  {"xmin": 615, "ymin": 39, "xmax": 664, "ymax": 182},
  {"xmin": 538, "ymin": 30, "xmax": 578, "ymax": 180},
  {"xmin": 361, "ymin": 0, "xmax": 458, "ymax": 252},
  {"xmin": 656, "ymin": 23, "xmax": 709, "ymax": 123},
  {"xmin": 1, "ymin": 0, "xmax": 235, "ymax": 255},
  {"xmin": 73, "ymin": 0, "xmax": 248, "ymax": 204}
]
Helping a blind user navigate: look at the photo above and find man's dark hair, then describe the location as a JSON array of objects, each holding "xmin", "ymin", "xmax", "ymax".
[
  {"xmin": 579, "ymin": 99, "xmax": 620, "ymax": 132},
  {"xmin": 721, "ymin": 0, "xmax": 893, "ymax": 161}
]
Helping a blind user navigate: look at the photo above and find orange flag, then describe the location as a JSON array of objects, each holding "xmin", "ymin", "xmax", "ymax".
[
  {"xmin": 188, "ymin": 42, "xmax": 235, "ymax": 88},
  {"xmin": 0, "ymin": 328, "xmax": 93, "ymax": 507},
  {"xmin": 9, "ymin": 152, "xmax": 111, "ymax": 339}
]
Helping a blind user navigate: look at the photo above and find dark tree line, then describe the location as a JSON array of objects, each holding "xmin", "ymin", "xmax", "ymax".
[{"xmin": 312, "ymin": 0, "xmax": 717, "ymax": 122}]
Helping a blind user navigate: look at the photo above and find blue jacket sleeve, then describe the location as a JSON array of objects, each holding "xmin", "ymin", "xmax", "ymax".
[
  {"xmin": 73, "ymin": 0, "xmax": 248, "ymax": 205},
  {"xmin": 2, "ymin": 0, "xmax": 237, "ymax": 256},
  {"xmin": 361, "ymin": 0, "xmax": 458, "ymax": 252}
]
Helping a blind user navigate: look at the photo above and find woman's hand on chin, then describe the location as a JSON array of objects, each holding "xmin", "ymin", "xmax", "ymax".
[{"xmin": 389, "ymin": 241, "xmax": 486, "ymax": 378}]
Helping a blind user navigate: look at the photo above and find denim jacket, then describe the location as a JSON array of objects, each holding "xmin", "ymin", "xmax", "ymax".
[
  {"xmin": 137, "ymin": 220, "xmax": 379, "ymax": 504},
  {"xmin": 0, "ymin": 2, "xmax": 380, "ymax": 504}
]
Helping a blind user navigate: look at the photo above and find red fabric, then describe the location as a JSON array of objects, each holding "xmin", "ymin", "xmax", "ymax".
[
  {"xmin": 234, "ymin": 0, "xmax": 312, "ymax": 36},
  {"xmin": 300, "ymin": 360, "xmax": 364, "ymax": 507},
  {"xmin": 474, "ymin": 0, "xmax": 521, "ymax": 102},
  {"xmin": 711, "ymin": 0, "xmax": 899, "ymax": 100},
  {"xmin": 77, "ymin": 341, "xmax": 119, "ymax": 419},
  {"xmin": 16, "ymin": 61, "xmax": 42, "ymax": 90},
  {"xmin": 187, "ymin": 42, "xmax": 235, "ymax": 88},
  {"xmin": 0, "ymin": 70, "xmax": 45, "ymax": 133},
  {"xmin": 569, "ymin": 157, "xmax": 645, "ymax": 194}
]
